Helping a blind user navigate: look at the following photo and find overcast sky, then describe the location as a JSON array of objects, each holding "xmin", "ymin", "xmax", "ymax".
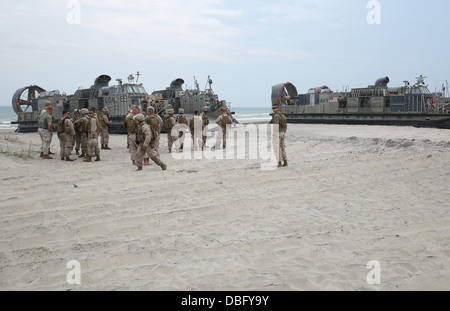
[{"xmin": 1, "ymin": 0, "xmax": 449, "ymax": 108}]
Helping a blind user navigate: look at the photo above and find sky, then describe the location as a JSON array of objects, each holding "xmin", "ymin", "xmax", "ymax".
[{"xmin": 1, "ymin": 0, "xmax": 449, "ymax": 108}]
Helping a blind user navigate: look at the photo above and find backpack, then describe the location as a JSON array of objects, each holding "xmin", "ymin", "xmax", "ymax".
[
  {"xmin": 164, "ymin": 117, "xmax": 174, "ymax": 131},
  {"xmin": 149, "ymin": 125, "xmax": 157, "ymax": 149}
]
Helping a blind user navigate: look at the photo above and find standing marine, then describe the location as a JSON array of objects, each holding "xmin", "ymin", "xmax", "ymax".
[
  {"xmin": 176, "ymin": 108, "xmax": 189, "ymax": 152},
  {"xmin": 272, "ymin": 105, "xmax": 288, "ymax": 168},
  {"xmin": 84, "ymin": 108, "xmax": 101, "ymax": 163},
  {"xmin": 100, "ymin": 107, "xmax": 113, "ymax": 150},
  {"xmin": 164, "ymin": 109, "xmax": 177, "ymax": 153},
  {"xmin": 58, "ymin": 110, "xmax": 76, "ymax": 162},
  {"xmin": 38, "ymin": 103, "xmax": 54, "ymax": 159},
  {"xmin": 74, "ymin": 108, "xmax": 90, "ymax": 159},
  {"xmin": 215, "ymin": 106, "xmax": 233, "ymax": 150},
  {"xmin": 199, "ymin": 106, "xmax": 210, "ymax": 150},
  {"xmin": 71, "ymin": 109, "xmax": 82, "ymax": 156},
  {"xmin": 124, "ymin": 105, "xmax": 139, "ymax": 165}
]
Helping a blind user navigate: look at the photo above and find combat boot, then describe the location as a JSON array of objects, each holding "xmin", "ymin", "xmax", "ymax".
[
  {"xmin": 104, "ymin": 145, "xmax": 111, "ymax": 150},
  {"xmin": 278, "ymin": 162, "xmax": 282, "ymax": 168},
  {"xmin": 61, "ymin": 157, "xmax": 65, "ymax": 161},
  {"xmin": 40, "ymin": 152, "xmax": 44, "ymax": 158},
  {"xmin": 136, "ymin": 167, "xmax": 143, "ymax": 171},
  {"xmin": 95, "ymin": 156, "xmax": 101, "ymax": 162},
  {"xmin": 84, "ymin": 156, "xmax": 92, "ymax": 163},
  {"xmin": 160, "ymin": 163, "xmax": 167, "ymax": 171},
  {"xmin": 283, "ymin": 160, "xmax": 288, "ymax": 167},
  {"xmin": 144, "ymin": 158, "xmax": 151, "ymax": 166},
  {"xmin": 43, "ymin": 155, "xmax": 53, "ymax": 160},
  {"xmin": 65, "ymin": 157, "xmax": 75, "ymax": 162},
  {"xmin": 101, "ymin": 145, "xmax": 105, "ymax": 150}
]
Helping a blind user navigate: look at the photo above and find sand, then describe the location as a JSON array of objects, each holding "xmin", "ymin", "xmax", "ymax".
[{"xmin": 0, "ymin": 123, "xmax": 449, "ymax": 291}]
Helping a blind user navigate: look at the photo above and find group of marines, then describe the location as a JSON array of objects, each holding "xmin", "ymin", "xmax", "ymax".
[{"xmin": 37, "ymin": 101, "xmax": 284, "ymax": 172}]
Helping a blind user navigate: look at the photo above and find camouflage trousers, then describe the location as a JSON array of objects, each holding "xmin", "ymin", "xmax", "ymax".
[
  {"xmin": 168, "ymin": 133, "xmax": 178, "ymax": 152},
  {"xmin": 74, "ymin": 133, "xmax": 81, "ymax": 152},
  {"xmin": 87, "ymin": 135, "xmax": 100, "ymax": 157},
  {"xmin": 59, "ymin": 133, "xmax": 74, "ymax": 158},
  {"xmin": 275, "ymin": 132, "xmax": 287, "ymax": 162},
  {"xmin": 80, "ymin": 133, "xmax": 88, "ymax": 155},
  {"xmin": 215, "ymin": 126, "xmax": 228, "ymax": 149},
  {"xmin": 128, "ymin": 133, "xmax": 138, "ymax": 161},
  {"xmin": 100, "ymin": 127, "xmax": 109, "ymax": 146},
  {"xmin": 136, "ymin": 144, "xmax": 163, "ymax": 169},
  {"xmin": 38, "ymin": 128, "xmax": 52, "ymax": 155}
]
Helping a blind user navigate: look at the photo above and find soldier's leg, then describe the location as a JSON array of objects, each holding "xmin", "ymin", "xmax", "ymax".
[
  {"xmin": 60, "ymin": 134, "xmax": 65, "ymax": 160},
  {"xmin": 42, "ymin": 130, "xmax": 52, "ymax": 156},
  {"xmin": 147, "ymin": 147, "xmax": 166, "ymax": 170},
  {"xmin": 135, "ymin": 146, "xmax": 145, "ymax": 170}
]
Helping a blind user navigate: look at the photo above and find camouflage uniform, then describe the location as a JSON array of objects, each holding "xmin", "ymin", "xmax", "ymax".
[
  {"xmin": 165, "ymin": 110, "xmax": 177, "ymax": 153},
  {"xmin": 85, "ymin": 112, "xmax": 101, "ymax": 162},
  {"xmin": 100, "ymin": 108, "xmax": 112, "ymax": 149},
  {"xmin": 215, "ymin": 109, "xmax": 233, "ymax": 150},
  {"xmin": 135, "ymin": 115, "xmax": 167, "ymax": 171},
  {"xmin": 71, "ymin": 110, "xmax": 82, "ymax": 155},
  {"xmin": 58, "ymin": 116, "xmax": 76, "ymax": 161},
  {"xmin": 74, "ymin": 110, "xmax": 90, "ymax": 158},
  {"xmin": 273, "ymin": 110, "xmax": 288, "ymax": 167},
  {"xmin": 176, "ymin": 109, "xmax": 188, "ymax": 151},
  {"xmin": 125, "ymin": 113, "xmax": 139, "ymax": 163},
  {"xmin": 38, "ymin": 110, "xmax": 53, "ymax": 158},
  {"xmin": 145, "ymin": 109, "xmax": 162, "ymax": 157},
  {"xmin": 199, "ymin": 106, "xmax": 210, "ymax": 150}
]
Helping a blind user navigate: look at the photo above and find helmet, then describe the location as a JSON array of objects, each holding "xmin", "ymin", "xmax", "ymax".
[
  {"xmin": 73, "ymin": 109, "xmax": 80, "ymax": 114},
  {"xmin": 81, "ymin": 108, "xmax": 89, "ymax": 115},
  {"xmin": 102, "ymin": 107, "xmax": 109, "ymax": 112},
  {"xmin": 148, "ymin": 106, "xmax": 155, "ymax": 112},
  {"xmin": 203, "ymin": 106, "xmax": 209, "ymax": 112},
  {"xmin": 168, "ymin": 109, "xmax": 175, "ymax": 115},
  {"xmin": 134, "ymin": 114, "xmax": 145, "ymax": 122},
  {"xmin": 178, "ymin": 108, "xmax": 184, "ymax": 114}
]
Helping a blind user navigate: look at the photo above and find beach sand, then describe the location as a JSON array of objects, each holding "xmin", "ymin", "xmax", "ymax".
[{"xmin": 0, "ymin": 124, "xmax": 449, "ymax": 291}]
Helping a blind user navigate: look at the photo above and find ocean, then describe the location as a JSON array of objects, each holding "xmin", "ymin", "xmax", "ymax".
[
  {"xmin": 0, "ymin": 106, "xmax": 17, "ymax": 130},
  {"xmin": 0, "ymin": 106, "xmax": 271, "ymax": 130}
]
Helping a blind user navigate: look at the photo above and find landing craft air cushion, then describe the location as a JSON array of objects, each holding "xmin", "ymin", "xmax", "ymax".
[
  {"xmin": 12, "ymin": 73, "xmax": 235, "ymax": 133},
  {"xmin": 271, "ymin": 75, "xmax": 450, "ymax": 129}
]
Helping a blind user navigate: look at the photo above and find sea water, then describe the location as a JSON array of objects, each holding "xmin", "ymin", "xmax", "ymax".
[
  {"xmin": 0, "ymin": 106, "xmax": 271, "ymax": 130},
  {"xmin": 0, "ymin": 106, "xmax": 17, "ymax": 130}
]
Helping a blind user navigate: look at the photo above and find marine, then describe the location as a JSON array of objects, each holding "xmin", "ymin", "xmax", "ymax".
[
  {"xmin": 176, "ymin": 108, "xmax": 189, "ymax": 152},
  {"xmin": 84, "ymin": 108, "xmax": 101, "ymax": 162},
  {"xmin": 215, "ymin": 106, "xmax": 233, "ymax": 150},
  {"xmin": 57, "ymin": 110, "xmax": 76, "ymax": 162},
  {"xmin": 71, "ymin": 109, "xmax": 82, "ymax": 155},
  {"xmin": 199, "ymin": 106, "xmax": 210, "ymax": 150},
  {"xmin": 164, "ymin": 109, "xmax": 177, "ymax": 153},
  {"xmin": 124, "ymin": 105, "xmax": 139, "ymax": 165},
  {"xmin": 134, "ymin": 114, "xmax": 167, "ymax": 171},
  {"xmin": 100, "ymin": 107, "xmax": 112, "ymax": 150},
  {"xmin": 145, "ymin": 106, "xmax": 162, "ymax": 157},
  {"xmin": 74, "ymin": 108, "xmax": 90, "ymax": 159}
]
